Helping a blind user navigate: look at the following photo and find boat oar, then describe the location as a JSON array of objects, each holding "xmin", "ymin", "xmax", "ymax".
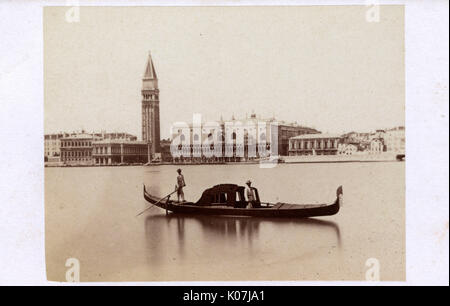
[{"xmin": 136, "ymin": 190, "xmax": 177, "ymax": 217}]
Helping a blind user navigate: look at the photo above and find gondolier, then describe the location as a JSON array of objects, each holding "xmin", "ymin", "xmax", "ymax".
[{"xmin": 175, "ymin": 168, "xmax": 186, "ymax": 202}]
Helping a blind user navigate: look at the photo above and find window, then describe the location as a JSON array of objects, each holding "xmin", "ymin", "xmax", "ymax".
[
  {"xmin": 236, "ymin": 191, "xmax": 243, "ymax": 202},
  {"xmin": 260, "ymin": 133, "xmax": 266, "ymax": 141},
  {"xmin": 214, "ymin": 193, "xmax": 227, "ymax": 204}
]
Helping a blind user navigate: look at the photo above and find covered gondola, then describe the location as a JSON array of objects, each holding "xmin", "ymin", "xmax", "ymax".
[{"xmin": 142, "ymin": 184, "xmax": 342, "ymax": 218}]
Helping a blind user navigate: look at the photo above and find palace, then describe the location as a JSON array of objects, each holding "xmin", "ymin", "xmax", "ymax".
[
  {"xmin": 289, "ymin": 133, "xmax": 341, "ymax": 156},
  {"xmin": 60, "ymin": 133, "xmax": 97, "ymax": 165},
  {"xmin": 170, "ymin": 113, "xmax": 320, "ymax": 163}
]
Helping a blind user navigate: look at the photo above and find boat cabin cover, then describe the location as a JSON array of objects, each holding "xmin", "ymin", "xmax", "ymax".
[{"xmin": 195, "ymin": 184, "xmax": 260, "ymax": 208}]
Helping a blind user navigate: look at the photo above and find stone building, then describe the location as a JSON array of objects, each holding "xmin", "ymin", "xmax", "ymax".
[
  {"xmin": 59, "ymin": 132, "xmax": 141, "ymax": 166},
  {"xmin": 92, "ymin": 132, "xmax": 137, "ymax": 141},
  {"xmin": 92, "ymin": 140, "xmax": 148, "ymax": 165},
  {"xmin": 337, "ymin": 143, "xmax": 358, "ymax": 155},
  {"xmin": 170, "ymin": 113, "xmax": 320, "ymax": 162},
  {"xmin": 383, "ymin": 126, "xmax": 405, "ymax": 153},
  {"xmin": 47, "ymin": 132, "xmax": 137, "ymax": 162},
  {"xmin": 44, "ymin": 133, "xmax": 70, "ymax": 161},
  {"xmin": 369, "ymin": 139, "xmax": 384, "ymax": 153},
  {"xmin": 160, "ymin": 139, "xmax": 172, "ymax": 162},
  {"xmin": 60, "ymin": 133, "xmax": 97, "ymax": 165},
  {"xmin": 277, "ymin": 121, "xmax": 320, "ymax": 156},
  {"xmin": 289, "ymin": 133, "xmax": 341, "ymax": 156}
]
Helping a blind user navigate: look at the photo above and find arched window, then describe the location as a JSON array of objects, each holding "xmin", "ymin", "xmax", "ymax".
[{"xmin": 260, "ymin": 133, "xmax": 266, "ymax": 142}]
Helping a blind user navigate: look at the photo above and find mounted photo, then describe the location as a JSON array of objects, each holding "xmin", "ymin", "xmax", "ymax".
[{"xmin": 44, "ymin": 5, "xmax": 405, "ymax": 282}]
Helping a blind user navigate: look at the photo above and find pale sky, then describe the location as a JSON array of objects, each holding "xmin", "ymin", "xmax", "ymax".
[{"xmin": 44, "ymin": 6, "xmax": 404, "ymax": 139}]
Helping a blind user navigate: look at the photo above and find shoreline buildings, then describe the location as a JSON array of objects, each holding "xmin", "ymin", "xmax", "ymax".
[
  {"xmin": 288, "ymin": 126, "xmax": 405, "ymax": 156},
  {"xmin": 170, "ymin": 113, "xmax": 320, "ymax": 163},
  {"xmin": 46, "ymin": 131, "xmax": 147, "ymax": 166},
  {"xmin": 45, "ymin": 132, "xmax": 138, "ymax": 160},
  {"xmin": 45, "ymin": 51, "xmax": 405, "ymax": 165}
]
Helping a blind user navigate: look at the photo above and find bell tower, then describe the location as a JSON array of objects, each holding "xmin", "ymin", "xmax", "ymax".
[{"xmin": 141, "ymin": 51, "xmax": 160, "ymax": 157}]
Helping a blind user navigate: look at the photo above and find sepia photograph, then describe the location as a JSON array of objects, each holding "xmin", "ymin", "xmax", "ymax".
[
  {"xmin": 44, "ymin": 5, "xmax": 405, "ymax": 282},
  {"xmin": 0, "ymin": 0, "xmax": 448, "ymax": 289}
]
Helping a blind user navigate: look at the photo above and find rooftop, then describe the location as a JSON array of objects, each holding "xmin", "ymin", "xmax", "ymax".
[
  {"xmin": 170, "ymin": 113, "xmax": 317, "ymax": 131},
  {"xmin": 290, "ymin": 133, "xmax": 342, "ymax": 140},
  {"xmin": 92, "ymin": 139, "xmax": 148, "ymax": 145},
  {"xmin": 61, "ymin": 133, "xmax": 97, "ymax": 140}
]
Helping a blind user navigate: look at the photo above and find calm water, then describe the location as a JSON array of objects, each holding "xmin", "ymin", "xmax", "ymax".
[{"xmin": 45, "ymin": 162, "xmax": 405, "ymax": 281}]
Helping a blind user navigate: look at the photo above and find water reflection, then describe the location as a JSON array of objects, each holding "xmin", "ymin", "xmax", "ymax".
[
  {"xmin": 45, "ymin": 163, "xmax": 404, "ymax": 281},
  {"xmin": 144, "ymin": 214, "xmax": 341, "ymax": 264}
]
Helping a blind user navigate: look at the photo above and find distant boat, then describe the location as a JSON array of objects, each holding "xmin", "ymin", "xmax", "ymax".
[
  {"xmin": 143, "ymin": 184, "xmax": 342, "ymax": 218},
  {"xmin": 257, "ymin": 156, "xmax": 285, "ymax": 164},
  {"xmin": 396, "ymin": 154, "xmax": 405, "ymax": 161}
]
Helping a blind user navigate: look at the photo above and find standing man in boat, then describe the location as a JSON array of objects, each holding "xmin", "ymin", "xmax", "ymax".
[
  {"xmin": 245, "ymin": 180, "xmax": 257, "ymax": 208},
  {"xmin": 175, "ymin": 168, "xmax": 186, "ymax": 202}
]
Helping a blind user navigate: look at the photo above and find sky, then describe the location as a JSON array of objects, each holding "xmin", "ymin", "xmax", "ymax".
[{"xmin": 44, "ymin": 6, "xmax": 404, "ymax": 140}]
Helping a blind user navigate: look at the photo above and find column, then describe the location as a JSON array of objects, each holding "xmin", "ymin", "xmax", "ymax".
[{"xmin": 120, "ymin": 143, "xmax": 124, "ymax": 164}]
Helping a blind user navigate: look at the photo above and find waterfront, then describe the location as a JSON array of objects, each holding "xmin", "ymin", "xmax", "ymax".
[{"xmin": 45, "ymin": 162, "xmax": 405, "ymax": 281}]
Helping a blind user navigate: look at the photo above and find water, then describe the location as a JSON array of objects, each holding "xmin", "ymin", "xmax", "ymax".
[{"xmin": 45, "ymin": 162, "xmax": 405, "ymax": 281}]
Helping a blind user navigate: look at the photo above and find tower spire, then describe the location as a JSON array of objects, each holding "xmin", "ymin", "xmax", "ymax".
[{"xmin": 142, "ymin": 51, "xmax": 158, "ymax": 89}]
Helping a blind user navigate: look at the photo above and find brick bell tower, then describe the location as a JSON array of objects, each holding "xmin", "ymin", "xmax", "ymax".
[{"xmin": 141, "ymin": 51, "xmax": 160, "ymax": 159}]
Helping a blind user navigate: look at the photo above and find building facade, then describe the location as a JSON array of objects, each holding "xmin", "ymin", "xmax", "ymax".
[
  {"xmin": 170, "ymin": 113, "xmax": 320, "ymax": 163},
  {"xmin": 160, "ymin": 139, "xmax": 172, "ymax": 162},
  {"xmin": 383, "ymin": 126, "xmax": 405, "ymax": 153},
  {"xmin": 92, "ymin": 140, "xmax": 148, "ymax": 165},
  {"xmin": 59, "ymin": 132, "xmax": 142, "ymax": 165},
  {"xmin": 289, "ymin": 134, "xmax": 341, "ymax": 156},
  {"xmin": 60, "ymin": 133, "xmax": 97, "ymax": 165},
  {"xmin": 92, "ymin": 132, "xmax": 137, "ymax": 141},
  {"xmin": 44, "ymin": 133, "xmax": 70, "ymax": 161},
  {"xmin": 277, "ymin": 122, "xmax": 320, "ymax": 156},
  {"xmin": 46, "ymin": 132, "xmax": 137, "ymax": 162},
  {"xmin": 141, "ymin": 52, "xmax": 161, "ymax": 158}
]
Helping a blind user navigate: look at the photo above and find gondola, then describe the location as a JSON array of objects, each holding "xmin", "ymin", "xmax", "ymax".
[{"xmin": 143, "ymin": 183, "xmax": 342, "ymax": 218}]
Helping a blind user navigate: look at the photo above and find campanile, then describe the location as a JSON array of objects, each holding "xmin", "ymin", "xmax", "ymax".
[{"xmin": 141, "ymin": 51, "xmax": 160, "ymax": 157}]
